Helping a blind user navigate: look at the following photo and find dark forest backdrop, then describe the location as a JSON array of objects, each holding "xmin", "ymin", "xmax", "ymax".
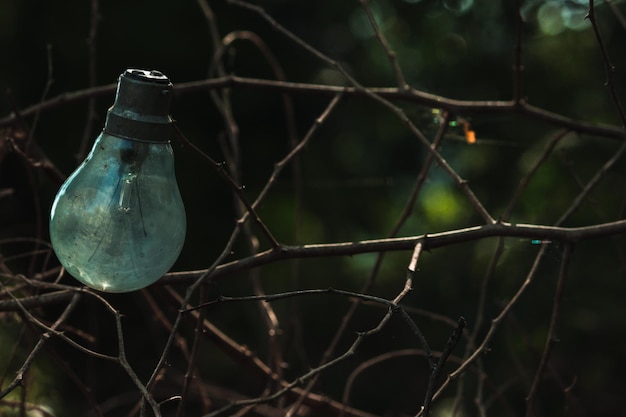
[{"xmin": 2, "ymin": 0, "xmax": 626, "ymax": 416}]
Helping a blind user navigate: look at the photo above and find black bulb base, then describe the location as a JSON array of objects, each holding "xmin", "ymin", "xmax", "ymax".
[{"xmin": 104, "ymin": 69, "xmax": 173, "ymax": 143}]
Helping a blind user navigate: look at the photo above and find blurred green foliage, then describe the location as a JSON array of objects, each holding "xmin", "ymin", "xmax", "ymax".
[{"xmin": 2, "ymin": 0, "xmax": 626, "ymax": 416}]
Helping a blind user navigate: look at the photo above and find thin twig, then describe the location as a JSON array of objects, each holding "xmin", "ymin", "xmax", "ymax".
[
  {"xmin": 0, "ymin": 290, "xmax": 80, "ymax": 399},
  {"xmin": 421, "ymin": 317, "xmax": 466, "ymax": 416},
  {"xmin": 77, "ymin": 0, "xmax": 100, "ymax": 162},
  {"xmin": 253, "ymin": 92, "xmax": 343, "ymax": 210},
  {"xmin": 587, "ymin": 0, "xmax": 626, "ymax": 128},
  {"xmin": 208, "ymin": 27, "xmax": 287, "ymax": 387},
  {"xmin": 175, "ymin": 285, "xmax": 209, "ymax": 417},
  {"xmin": 197, "ymin": 273, "xmax": 431, "ymax": 417},
  {"xmin": 420, "ymin": 243, "xmax": 551, "ymax": 416},
  {"xmin": 196, "ymin": 2, "xmax": 289, "ymax": 391},
  {"xmin": 227, "ymin": 0, "xmax": 362, "ymax": 88},
  {"xmin": 166, "ymin": 287, "xmax": 378, "ymax": 417},
  {"xmin": 359, "ymin": 0, "xmax": 408, "ymax": 90},
  {"xmin": 1, "ymin": 281, "xmax": 163, "ymax": 417},
  {"xmin": 301, "ymin": 112, "xmax": 450, "ymax": 406},
  {"xmin": 525, "ymin": 243, "xmax": 573, "ymax": 416},
  {"xmin": 172, "ymin": 122, "xmax": 279, "ymax": 248},
  {"xmin": 605, "ymin": 0, "xmax": 626, "ymax": 31},
  {"xmin": 556, "ymin": 130, "xmax": 626, "ymax": 225},
  {"xmin": 421, "ymin": 122, "xmax": 626, "ymax": 408},
  {"xmin": 503, "ymin": 129, "xmax": 571, "ymax": 219},
  {"xmin": 144, "ymin": 218, "xmax": 247, "ymax": 412},
  {"xmin": 227, "ymin": 0, "xmax": 494, "ymax": 224},
  {"xmin": 192, "ymin": 243, "xmax": 433, "ymax": 416},
  {"xmin": 457, "ymin": 129, "xmax": 571, "ymax": 413},
  {"xmin": 115, "ymin": 310, "xmax": 161, "ymax": 417},
  {"xmin": 25, "ymin": 44, "xmax": 54, "ymax": 151},
  {"xmin": 513, "ymin": 0, "xmax": 524, "ymax": 104}
]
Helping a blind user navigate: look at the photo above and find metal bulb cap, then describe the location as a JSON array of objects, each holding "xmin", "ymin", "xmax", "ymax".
[{"xmin": 104, "ymin": 69, "xmax": 173, "ymax": 143}]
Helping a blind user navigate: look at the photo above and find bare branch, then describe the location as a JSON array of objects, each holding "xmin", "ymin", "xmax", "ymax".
[
  {"xmin": 2, "ymin": 76, "xmax": 625, "ymax": 140},
  {"xmin": 162, "ymin": 218, "xmax": 626, "ymax": 286}
]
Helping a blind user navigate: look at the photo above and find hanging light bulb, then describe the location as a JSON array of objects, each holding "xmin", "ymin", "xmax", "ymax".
[{"xmin": 50, "ymin": 69, "xmax": 186, "ymax": 293}]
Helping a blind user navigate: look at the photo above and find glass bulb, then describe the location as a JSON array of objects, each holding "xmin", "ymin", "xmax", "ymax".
[{"xmin": 49, "ymin": 69, "xmax": 186, "ymax": 292}]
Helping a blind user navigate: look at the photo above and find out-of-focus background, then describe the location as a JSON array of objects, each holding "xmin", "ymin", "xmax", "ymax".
[{"xmin": 2, "ymin": 0, "xmax": 626, "ymax": 416}]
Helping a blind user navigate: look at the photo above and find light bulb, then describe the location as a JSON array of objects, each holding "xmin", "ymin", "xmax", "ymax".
[{"xmin": 50, "ymin": 69, "xmax": 186, "ymax": 293}]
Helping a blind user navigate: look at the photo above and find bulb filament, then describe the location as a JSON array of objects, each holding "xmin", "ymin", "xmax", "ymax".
[
  {"xmin": 115, "ymin": 169, "xmax": 148, "ymax": 237},
  {"xmin": 118, "ymin": 172, "xmax": 137, "ymax": 212},
  {"xmin": 115, "ymin": 143, "xmax": 149, "ymax": 237}
]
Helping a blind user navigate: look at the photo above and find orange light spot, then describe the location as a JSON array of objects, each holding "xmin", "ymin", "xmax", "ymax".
[
  {"xmin": 458, "ymin": 118, "xmax": 476, "ymax": 144},
  {"xmin": 465, "ymin": 129, "xmax": 476, "ymax": 144}
]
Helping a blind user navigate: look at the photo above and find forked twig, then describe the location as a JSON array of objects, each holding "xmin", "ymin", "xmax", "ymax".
[
  {"xmin": 187, "ymin": 243, "xmax": 431, "ymax": 417},
  {"xmin": 167, "ymin": 287, "xmax": 377, "ymax": 417},
  {"xmin": 227, "ymin": 0, "xmax": 494, "ymax": 224}
]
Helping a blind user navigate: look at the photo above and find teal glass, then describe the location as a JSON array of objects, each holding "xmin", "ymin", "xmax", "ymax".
[
  {"xmin": 50, "ymin": 133, "xmax": 186, "ymax": 292},
  {"xmin": 49, "ymin": 69, "xmax": 186, "ymax": 292}
]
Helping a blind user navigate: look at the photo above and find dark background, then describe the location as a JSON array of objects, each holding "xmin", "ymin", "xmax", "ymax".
[{"xmin": 1, "ymin": 0, "xmax": 626, "ymax": 416}]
